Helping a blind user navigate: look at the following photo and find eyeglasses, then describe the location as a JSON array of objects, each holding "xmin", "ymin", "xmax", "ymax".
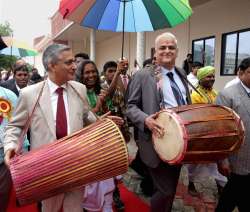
[
  {"xmin": 159, "ymin": 45, "xmax": 177, "ymax": 51},
  {"xmin": 63, "ymin": 59, "xmax": 76, "ymax": 65}
]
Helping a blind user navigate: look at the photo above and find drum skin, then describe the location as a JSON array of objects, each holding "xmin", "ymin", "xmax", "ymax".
[
  {"xmin": 10, "ymin": 118, "xmax": 128, "ymax": 205},
  {"xmin": 153, "ymin": 104, "xmax": 245, "ymax": 164}
]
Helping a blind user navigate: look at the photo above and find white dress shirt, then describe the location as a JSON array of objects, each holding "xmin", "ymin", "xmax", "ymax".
[
  {"xmin": 47, "ymin": 78, "xmax": 70, "ymax": 134},
  {"xmin": 187, "ymin": 72, "xmax": 198, "ymax": 91},
  {"xmin": 15, "ymin": 82, "xmax": 21, "ymax": 93},
  {"xmin": 161, "ymin": 67, "xmax": 187, "ymax": 108}
]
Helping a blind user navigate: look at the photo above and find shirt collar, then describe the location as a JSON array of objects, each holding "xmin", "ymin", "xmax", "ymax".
[
  {"xmin": 120, "ymin": 73, "xmax": 128, "ymax": 78},
  {"xmin": 47, "ymin": 78, "xmax": 67, "ymax": 95},
  {"xmin": 240, "ymin": 81, "xmax": 250, "ymax": 94},
  {"xmin": 15, "ymin": 82, "xmax": 21, "ymax": 92},
  {"xmin": 161, "ymin": 66, "xmax": 175, "ymax": 75}
]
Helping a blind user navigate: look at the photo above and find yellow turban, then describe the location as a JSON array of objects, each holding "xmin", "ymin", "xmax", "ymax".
[{"xmin": 197, "ymin": 66, "xmax": 215, "ymax": 81}]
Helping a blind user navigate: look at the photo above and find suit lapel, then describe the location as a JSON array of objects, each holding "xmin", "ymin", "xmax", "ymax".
[
  {"xmin": 67, "ymin": 83, "xmax": 79, "ymax": 133},
  {"xmin": 175, "ymin": 67, "xmax": 191, "ymax": 104},
  {"xmin": 238, "ymin": 83, "xmax": 250, "ymax": 117},
  {"xmin": 39, "ymin": 81, "xmax": 56, "ymax": 138}
]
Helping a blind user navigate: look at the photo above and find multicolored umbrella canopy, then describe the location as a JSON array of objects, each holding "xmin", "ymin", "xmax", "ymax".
[
  {"xmin": 60, "ymin": 0, "xmax": 192, "ymax": 32},
  {"xmin": 0, "ymin": 36, "xmax": 38, "ymax": 57}
]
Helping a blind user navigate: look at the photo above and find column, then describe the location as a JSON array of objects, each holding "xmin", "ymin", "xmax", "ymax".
[
  {"xmin": 136, "ymin": 32, "xmax": 145, "ymax": 70},
  {"xmin": 90, "ymin": 29, "xmax": 96, "ymax": 61}
]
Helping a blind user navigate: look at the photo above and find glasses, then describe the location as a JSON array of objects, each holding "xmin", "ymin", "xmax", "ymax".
[
  {"xmin": 63, "ymin": 59, "xmax": 76, "ymax": 65},
  {"xmin": 159, "ymin": 45, "xmax": 177, "ymax": 51}
]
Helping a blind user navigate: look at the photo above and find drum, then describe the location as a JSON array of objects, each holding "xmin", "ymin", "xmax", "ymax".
[
  {"xmin": 153, "ymin": 104, "xmax": 245, "ymax": 164},
  {"xmin": 10, "ymin": 118, "xmax": 128, "ymax": 205}
]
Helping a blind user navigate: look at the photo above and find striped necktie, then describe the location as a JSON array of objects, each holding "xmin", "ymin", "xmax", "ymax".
[{"xmin": 167, "ymin": 72, "xmax": 185, "ymax": 106}]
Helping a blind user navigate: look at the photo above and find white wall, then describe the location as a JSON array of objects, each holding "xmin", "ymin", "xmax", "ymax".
[{"xmin": 96, "ymin": 33, "xmax": 136, "ymax": 74}]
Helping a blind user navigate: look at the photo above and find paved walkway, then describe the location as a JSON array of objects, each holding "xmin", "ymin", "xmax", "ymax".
[{"xmin": 123, "ymin": 137, "xmax": 220, "ymax": 211}]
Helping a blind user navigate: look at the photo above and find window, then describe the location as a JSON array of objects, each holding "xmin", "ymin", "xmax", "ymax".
[
  {"xmin": 221, "ymin": 28, "xmax": 250, "ymax": 75},
  {"xmin": 192, "ymin": 36, "xmax": 215, "ymax": 66}
]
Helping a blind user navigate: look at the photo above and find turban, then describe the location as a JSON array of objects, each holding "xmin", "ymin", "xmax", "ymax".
[{"xmin": 197, "ymin": 66, "xmax": 215, "ymax": 81}]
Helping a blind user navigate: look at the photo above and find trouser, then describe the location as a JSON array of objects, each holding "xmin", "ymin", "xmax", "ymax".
[
  {"xmin": 148, "ymin": 162, "xmax": 181, "ymax": 212},
  {"xmin": 42, "ymin": 189, "xmax": 83, "ymax": 212},
  {"xmin": 0, "ymin": 162, "xmax": 12, "ymax": 212},
  {"xmin": 216, "ymin": 173, "xmax": 250, "ymax": 212}
]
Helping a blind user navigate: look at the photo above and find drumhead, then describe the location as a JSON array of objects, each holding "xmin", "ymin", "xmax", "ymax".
[{"xmin": 152, "ymin": 110, "xmax": 187, "ymax": 164}]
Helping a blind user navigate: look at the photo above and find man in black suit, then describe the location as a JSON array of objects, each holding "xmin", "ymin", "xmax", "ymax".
[
  {"xmin": 0, "ymin": 59, "xmax": 29, "ymax": 96},
  {"xmin": 126, "ymin": 32, "xmax": 191, "ymax": 212}
]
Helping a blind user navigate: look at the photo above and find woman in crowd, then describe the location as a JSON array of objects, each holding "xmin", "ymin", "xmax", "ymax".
[{"xmin": 77, "ymin": 60, "xmax": 115, "ymax": 212}]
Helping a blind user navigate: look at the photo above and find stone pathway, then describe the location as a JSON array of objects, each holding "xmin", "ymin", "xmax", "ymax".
[{"xmin": 123, "ymin": 167, "xmax": 218, "ymax": 212}]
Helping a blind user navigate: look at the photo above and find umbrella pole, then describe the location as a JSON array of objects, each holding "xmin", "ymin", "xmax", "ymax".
[{"xmin": 121, "ymin": 0, "xmax": 126, "ymax": 59}]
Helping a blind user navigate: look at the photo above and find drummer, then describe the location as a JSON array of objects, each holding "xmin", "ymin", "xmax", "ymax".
[
  {"xmin": 126, "ymin": 32, "xmax": 191, "ymax": 212},
  {"xmin": 3, "ymin": 44, "xmax": 122, "ymax": 212}
]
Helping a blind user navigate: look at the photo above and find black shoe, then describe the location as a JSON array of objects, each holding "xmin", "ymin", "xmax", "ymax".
[
  {"xmin": 188, "ymin": 182, "xmax": 199, "ymax": 196},
  {"xmin": 113, "ymin": 196, "xmax": 125, "ymax": 211}
]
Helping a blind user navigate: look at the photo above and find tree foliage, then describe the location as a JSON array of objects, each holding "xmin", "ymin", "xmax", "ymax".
[
  {"xmin": 0, "ymin": 21, "xmax": 13, "ymax": 36},
  {"xmin": 0, "ymin": 22, "xmax": 17, "ymax": 71}
]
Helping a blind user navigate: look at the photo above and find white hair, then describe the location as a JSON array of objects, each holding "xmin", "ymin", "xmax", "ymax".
[{"xmin": 155, "ymin": 32, "xmax": 178, "ymax": 48}]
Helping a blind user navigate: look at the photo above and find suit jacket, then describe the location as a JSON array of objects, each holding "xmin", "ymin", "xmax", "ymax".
[
  {"xmin": 126, "ymin": 66, "xmax": 191, "ymax": 168},
  {"xmin": 216, "ymin": 82, "xmax": 250, "ymax": 175},
  {"xmin": 0, "ymin": 78, "xmax": 19, "ymax": 96},
  {"xmin": 4, "ymin": 79, "xmax": 96, "ymax": 152}
]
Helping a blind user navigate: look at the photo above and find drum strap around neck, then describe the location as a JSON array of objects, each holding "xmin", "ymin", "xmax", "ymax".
[{"xmin": 16, "ymin": 80, "xmax": 46, "ymax": 155}]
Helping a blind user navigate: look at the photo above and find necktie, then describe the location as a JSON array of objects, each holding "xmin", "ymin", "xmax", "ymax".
[
  {"xmin": 166, "ymin": 72, "xmax": 185, "ymax": 106},
  {"xmin": 122, "ymin": 75, "xmax": 128, "ymax": 90},
  {"xmin": 56, "ymin": 87, "xmax": 67, "ymax": 139}
]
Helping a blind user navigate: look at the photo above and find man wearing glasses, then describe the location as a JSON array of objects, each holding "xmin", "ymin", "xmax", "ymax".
[{"xmin": 3, "ymin": 44, "xmax": 98, "ymax": 212}]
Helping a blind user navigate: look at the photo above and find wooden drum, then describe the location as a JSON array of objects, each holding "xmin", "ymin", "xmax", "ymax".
[
  {"xmin": 10, "ymin": 118, "xmax": 128, "ymax": 205},
  {"xmin": 153, "ymin": 104, "xmax": 245, "ymax": 164}
]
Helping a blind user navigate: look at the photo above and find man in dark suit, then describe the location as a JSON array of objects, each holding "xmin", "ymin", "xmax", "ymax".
[
  {"xmin": 215, "ymin": 57, "xmax": 250, "ymax": 212},
  {"xmin": 126, "ymin": 32, "xmax": 191, "ymax": 212},
  {"xmin": 0, "ymin": 59, "xmax": 29, "ymax": 96}
]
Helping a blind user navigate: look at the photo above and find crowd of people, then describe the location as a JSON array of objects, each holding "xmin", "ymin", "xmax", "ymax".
[{"xmin": 0, "ymin": 31, "xmax": 249, "ymax": 212}]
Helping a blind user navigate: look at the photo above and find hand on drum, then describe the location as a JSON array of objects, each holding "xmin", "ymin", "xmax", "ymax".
[
  {"xmin": 4, "ymin": 148, "xmax": 16, "ymax": 168},
  {"xmin": 145, "ymin": 113, "xmax": 165, "ymax": 138},
  {"xmin": 107, "ymin": 115, "xmax": 124, "ymax": 128},
  {"xmin": 100, "ymin": 111, "xmax": 124, "ymax": 128}
]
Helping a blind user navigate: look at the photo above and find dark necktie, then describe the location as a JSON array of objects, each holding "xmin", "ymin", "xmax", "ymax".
[
  {"xmin": 166, "ymin": 72, "xmax": 185, "ymax": 106},
  {"xmin": 56, "ymin": 87, "xmax": 67, "ymax": 139}
]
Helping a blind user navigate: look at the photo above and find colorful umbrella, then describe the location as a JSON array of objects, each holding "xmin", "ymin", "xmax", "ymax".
[
  {"xmin": 0, "ymin": 36, "xmax": 38, "ymax": 57},
  {"xmin": 59, "ymin": 0, "xmax": 192, "ymax": 56}
]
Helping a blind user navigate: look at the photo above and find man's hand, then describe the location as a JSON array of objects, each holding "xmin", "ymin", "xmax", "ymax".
[
  {"xmin": 145, "ymin": 113, "xmax": 165, "ymax": 138},
  {"xmin": 4, "ymin": 149, "xmax": 16, "ymax": 168},
  {"xmin": 217, "ymin": 159, "xmax": 231, "ymax": 177},
  {"xmin": 107, "ymin": 115, "xmax": 124, "ymax": 128}
]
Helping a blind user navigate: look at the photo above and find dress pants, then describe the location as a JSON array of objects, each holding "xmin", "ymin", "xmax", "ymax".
[
  {"xmin": 148, "ymin": 162, "xmax": 181, "ymax": 212},
  {"xmin": 42, "ymin": 189, "xmax": 83, "ymax": 212},
  {"xmin": 216, "ymin": 173, "xmax": 250, "ymax": 212}
]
